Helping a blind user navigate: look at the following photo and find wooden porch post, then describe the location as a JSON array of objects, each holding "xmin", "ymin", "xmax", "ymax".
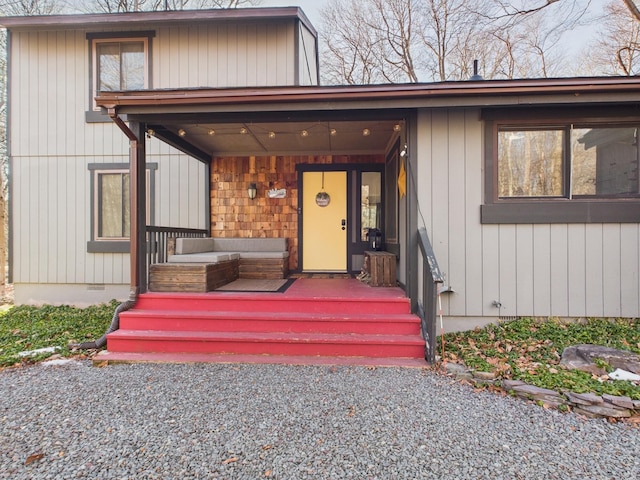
[
  {"xmin": 406, "ymin": 113, "xmax": 419, "ymax": 313},
  {"xmin": 129, "ymin": 122, "xmax": 148, "ymax": 293},
  {"xmin": 108, "ymin": 109, "xmax": 145, "ymax": 294}
]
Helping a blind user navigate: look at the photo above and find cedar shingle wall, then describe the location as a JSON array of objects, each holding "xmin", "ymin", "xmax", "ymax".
[{"xmin": 210, "ymin": 154, "xmax": 383, "ymax": 271}]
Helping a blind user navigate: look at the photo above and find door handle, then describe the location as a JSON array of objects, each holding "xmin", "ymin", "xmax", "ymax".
[{"xmin": 341, "ymin": 219, "xmax": 346, "ymax": 230}]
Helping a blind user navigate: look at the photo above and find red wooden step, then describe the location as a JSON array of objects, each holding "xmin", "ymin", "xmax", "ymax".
[
  {"xmin": 118, "ymin": 309, "xmax": 421, "ymax": 335},
  {"xmin": 106, "ymin": 330, "xmax": 426, "ymax": 359},
  {"xmin": 132, "ymin": 293, "xmax": 411, "ymax": 315},
  {"xmin": 104, "ymin": 279, "xmax": 426, "ymax": 364}
]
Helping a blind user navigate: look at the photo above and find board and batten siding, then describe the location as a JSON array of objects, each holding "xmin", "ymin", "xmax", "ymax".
[
  {"xmin": 298, "ymin": 23, "xmax": 318, "ymax": 86},
  {"xmin": 8, "ymin": 17, "xmax": 312, "ymax": 305},
  {"xmin": 11, "ymin": 148, "xmax": 206, "ymax": 280},
  {"xmin": 154, "ymin": 22, "xmax": 298, "ymax": 89},
  {"xmin": 416, "ymin": 108, "xmax": 640, "ymax": 325},
  {"xmin": 8, "ymin": 26, "xmax": 237, "ymax": 304},
  {"xmin": 9, "ymin": 20, "xmax": 304, "ymax": 158}
]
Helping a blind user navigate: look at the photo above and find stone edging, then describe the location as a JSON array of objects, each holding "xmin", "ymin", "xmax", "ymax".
[{"xmin": 444, "ymin": 362, "xmax": 640, "ymax": 419}]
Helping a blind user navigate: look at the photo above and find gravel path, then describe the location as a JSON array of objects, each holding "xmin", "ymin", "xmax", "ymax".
[{"xmin": 1, "ymin": 360, "xmax": 638, "ymax": 479}]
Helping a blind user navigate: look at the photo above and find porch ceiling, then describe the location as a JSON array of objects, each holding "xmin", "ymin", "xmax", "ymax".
[{"xmin": 147, "ymin": 119, "xmax": 403, "ymax": 157}]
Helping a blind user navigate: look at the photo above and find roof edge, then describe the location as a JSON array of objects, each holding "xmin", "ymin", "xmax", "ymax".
[
  {"xmin": 95, "ymin": 76, "xmax": 640, "ymax": 109},
  {"xmin": 0, "ymin": 7, "xmax": 316, "ymax": 35}
]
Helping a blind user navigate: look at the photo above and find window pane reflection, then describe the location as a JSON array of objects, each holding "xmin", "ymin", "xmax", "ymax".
[
  {"xmin": 498, "ymin": 130, "xmax": 564, "ymax": 197},
  {"xmin": 361, "ymin": 172, "xmax": 381, "ymax": 241},
  {"xmin": 572, "ymin": 127, "xmax": 639, "ymax": 196}
]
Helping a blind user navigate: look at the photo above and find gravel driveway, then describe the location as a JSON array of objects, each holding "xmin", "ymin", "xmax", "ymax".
[{"xmin": 1, "ymin": 360, "xmax": 638, "ymax": 479}]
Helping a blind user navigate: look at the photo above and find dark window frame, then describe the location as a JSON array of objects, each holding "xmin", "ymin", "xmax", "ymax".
[
  {"xmin": 86, "ymin": 31, "xmax": 154, "ymax": 123},
  {"xmin": 87, "ymin": 163, "xmax": 157, "ymax": 253},
  {"xmin": 482, "ymin": 107, "xmax": 640, "ymax": 224}
]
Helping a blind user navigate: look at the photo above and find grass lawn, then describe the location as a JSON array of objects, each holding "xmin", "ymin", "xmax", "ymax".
[
  {"xmin": 439, "ymin": 317, "xmax": 640, "ymax": 400},
  {"xmin": 0, "ymin": 301, "xmax": 115, "ymax": 368}
]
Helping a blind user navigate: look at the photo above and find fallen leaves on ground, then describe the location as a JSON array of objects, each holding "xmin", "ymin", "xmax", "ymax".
[
  {"xmin": 438, "ymin": 317, "xmax": 640, "ymax": 400},
  {"xmin": 25, "ymin": 453, "xmax": 45, "ymax": 465}
]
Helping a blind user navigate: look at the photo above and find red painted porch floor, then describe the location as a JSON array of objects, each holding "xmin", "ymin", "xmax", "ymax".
[{"xmin": 96, "ymin": 278, "xmax": 428, "ymax": 367}]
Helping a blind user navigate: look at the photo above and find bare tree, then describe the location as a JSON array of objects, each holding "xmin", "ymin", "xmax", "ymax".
[
  {"xmin": 320, "ymin": 0, "xmax": 416, "ymax": 84},
  {"xmin": 320, "ymin": 0, "xmax": 570, "ymax": 84},
  {"xmin": 489, "ymin": 0, "xmax": 640, "ymax": 22},
  {"xmin": 63, "ymin": 0, "xmax": 259, "ymax": 13},
  {"xmin": 418, "ymin": 0, "xmax": 474, "ymax": 81},
  {"xmin": 0, "ymin": 0, "xmax": 59, "ymax": 15},
  {"xmin": 590, "ymin": 2, "xmax": 640, "ymax": 75}
]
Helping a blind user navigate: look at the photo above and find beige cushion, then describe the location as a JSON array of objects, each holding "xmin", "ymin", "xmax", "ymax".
[
  {"xmin": 175, "ymin": 237, "xmax": 216, "ymax": 255},
  {"xmin": 213, "ymin": 238, "xmax": 288, "ymax": 252},
  {"xmin": 167, "ymin": 252, "xmax": 239, "ymax": 263},
  {"xmin": 238, "ymin": 251, "xmax": 289, "ymax": 259}
]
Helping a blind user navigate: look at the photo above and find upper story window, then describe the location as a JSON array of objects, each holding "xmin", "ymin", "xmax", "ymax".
[
  {"xmin": 482, "ymin": 107, "xmax": 640, "ymax": 224},
  {"xmin": 96, "ymin": 40, "xmax": 146, "ymax": 92},
  {"xmin": 87, "ymin": 32, "xmax": 153, "ymax": 114}
]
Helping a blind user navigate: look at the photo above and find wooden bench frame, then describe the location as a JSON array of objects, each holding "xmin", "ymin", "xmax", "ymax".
[
  {"xmin": 149, "ymin": 259, "xmax": 239, "ymax": 292},
  {"xmin": 149, "ymin": 237, "xmax": 290, "ymax": 292}
]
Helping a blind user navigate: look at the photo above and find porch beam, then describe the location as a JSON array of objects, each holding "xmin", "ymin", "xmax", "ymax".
[{"xmin": 148, "ymin": 125, "xmax": 210, "ymax": 164}]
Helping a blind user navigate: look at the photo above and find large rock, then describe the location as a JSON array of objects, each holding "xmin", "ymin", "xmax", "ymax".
[{"xmin": 559, "ymin": 344, "xmax": 640, "ymax": 375}]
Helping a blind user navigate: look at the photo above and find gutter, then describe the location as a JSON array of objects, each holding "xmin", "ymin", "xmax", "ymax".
[{"xmin": 95, "ymin": 77, "xmax": 640, "ymax": 109}]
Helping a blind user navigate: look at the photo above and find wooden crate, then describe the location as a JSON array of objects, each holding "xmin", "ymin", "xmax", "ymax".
[
  {"xmin": 149, "ymin": 260, "xmax": 239, "ymax": 292},
  {"xmin": 364, "ymin": 251, "xmax": 397, "ymax": 287},
  {"xmin": 239, "ymin": 258, "xmax": 288, "ymax": 279}
]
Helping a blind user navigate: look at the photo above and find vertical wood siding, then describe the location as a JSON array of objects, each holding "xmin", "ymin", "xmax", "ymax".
[
  {"xmin": 417, "ymin": 109, "xmax": 640, "ymax": 319},
  {"xmin": 12, "ymin": 150, "xmax": 205, "ymax": 285},
  {"xmin": 154, "ymin": 22, "xmax": 296, "ymax": 89},
  {"xmin": 298, "ymin": 24, "xmax": 318, "ymax": 85},
  {"xmin": 9, "ymin": 19, "xmax": 296, "ymax": 288}
]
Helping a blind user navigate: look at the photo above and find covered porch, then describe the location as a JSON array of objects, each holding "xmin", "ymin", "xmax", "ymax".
[{"xmin": 94, "ymin": 86, "xmax": 442, "ymax": 365}]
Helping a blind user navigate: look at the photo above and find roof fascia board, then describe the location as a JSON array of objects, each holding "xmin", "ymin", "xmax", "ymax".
[
  {"xmin": 0, "ymin": 7, "xmax": 315, "ymax": 35},
  {"xmin": 102, "ymin": 92, "xmax": 640, "ymax": 117},
  {"xmin": 95, "ymin": 77, "xmax": 640, "ymax": 112}
]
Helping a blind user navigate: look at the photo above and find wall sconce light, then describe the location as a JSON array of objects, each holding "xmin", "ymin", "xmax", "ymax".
[
  {"xmin": 240, "ymin": 127, "xmax": 248, "ymax": 135},
  {"xmin": 393, "ymin": 124, "xmax": 401, "ymax": 132},
  {"xmin": 178, "ymin": 128, "xmax": 186, "ymax": 137},
  {"xmin": 330, "ymin": 128, "xmax": 337, "ymax": 136},
  {"xmin": 208, "ymin": 129, "xmax": 216, "ymax": 136},
  {"xmin": 362, "ymin": 128, "xmax": 371, "ymax": 137},
  {"xmin": 247, "ymin": 183, "xmax": 257, "ymax": 200},
  {"xmin": 301, "ymin": 130, "xmax": 309, "ymax": 137},
  {"xmin": 268, "ymin": 131, "xmax": 276, "ymax": 139}
]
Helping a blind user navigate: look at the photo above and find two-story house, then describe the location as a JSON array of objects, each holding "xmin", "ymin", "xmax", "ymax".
[{"xmin": 2, "ymin": 7, "xmax": 639, "ymax": 363}]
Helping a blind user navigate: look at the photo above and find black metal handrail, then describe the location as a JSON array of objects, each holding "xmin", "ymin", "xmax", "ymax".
[
  {"xmin": 145, "ymin": 226, "xmax": 208, "ymax": 283},
  {"xmin": 417, "ymin": 227, "xmax": 444, "ymax": 364}
]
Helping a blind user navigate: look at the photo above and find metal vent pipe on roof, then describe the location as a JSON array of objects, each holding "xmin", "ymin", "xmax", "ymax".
[{"xmin": 469, "ymin": 59, "xmax": 484, "ymax": 81}]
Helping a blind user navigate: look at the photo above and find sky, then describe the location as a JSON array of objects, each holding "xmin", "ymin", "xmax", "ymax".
[
  {"xmin": 257, "ymin": 0, "xmax": 324, "ymax": 27},
  {"xmin": 256, "ymin": 0, "xmax": 607, "ymax": 68}
]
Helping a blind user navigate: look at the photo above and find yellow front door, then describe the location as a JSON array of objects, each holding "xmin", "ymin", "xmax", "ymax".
[{"xmin": 302, "ymin": 171, "xmax": 347, "ymax": 271}]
